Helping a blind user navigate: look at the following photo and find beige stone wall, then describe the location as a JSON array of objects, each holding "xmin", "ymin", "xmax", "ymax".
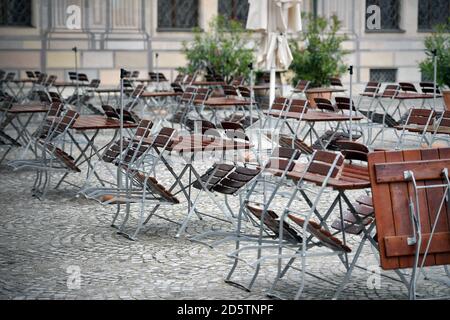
[{"xmin": 0, "ymin": 0, "xmax": 441, "ymax": 88}]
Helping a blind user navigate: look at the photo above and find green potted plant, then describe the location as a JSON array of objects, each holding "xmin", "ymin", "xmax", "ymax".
[
  {"xmin": 289, "ymin": 14, "xmax": 349, "ymax": 106},
  {"xmin": 419, "ymin": 19, "xmax": 450, "ymax": 110},
  {"xmin": 179, "ymin": 15, "xmax": 254, "ymax": 83}
]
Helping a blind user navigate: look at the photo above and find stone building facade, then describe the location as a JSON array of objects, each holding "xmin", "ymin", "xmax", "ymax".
[{"xmin": 0, "ymin": 0, "xmax": 448, "ymax": 87}]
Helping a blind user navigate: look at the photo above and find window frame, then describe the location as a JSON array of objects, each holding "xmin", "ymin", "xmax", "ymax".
[
  {"xmin": 365, "ymin": 0, "xmax": 404, "ymax": 33},
  {"xmin": 0, "ymin": 0, "xmax": 33, "ymax": 27},
  {"xmin": 156, "ymin": 0, "xmax": 199, "ymax": 32},
  {"xmin": 218, "ymin": 0, "xmax": 249, "ymax": 26},
  {"xmin": 417, "ymin": 0, "xmax": 450, "ymax": 32}
]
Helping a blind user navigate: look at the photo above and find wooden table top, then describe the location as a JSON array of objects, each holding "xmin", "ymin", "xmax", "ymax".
[
  {"xmin": 394, "ymin": 93, "xmax": 442, "ymax": 100},
  {"xmin": 11, "ymin": 79, "xmax": 35, "ymax": 84},
  {"xmin": 368, "ymin": 148, "xmax": 450, "ymax": 270},
  {"xmin": 53, "ymin": 82, "xmax": 89, "ymax": 87},
  {"xmin": 264, "ymin": 110, "xmax": 363, "ymax": 122},
  {"xmin": 202, "ymin": 97, "xmax": 252, "ymax": 107},
  {"xmin": 192, "ymin": 81, "xmax": 227, "ymax": 86},
  {"xmin": 71, "ymin": 115, "xmax": 138, "ymax": 131},
  {"xmin": 95, "ymin": 88, "xmax": 133, "ymax": 93},
  {"xmin": 140, "ymin": 91, "xmax": 182, "ymax": 98},
  {"xmin": 268, "ymin": 162, "xmax": 370, "ymax": 190},
  {"xmin": 395, "ymin": 124, "xmax": 450, "ymax": 135},
  {"xmin": 7, "ymin": 104, "xmax": 49, "ymax": 114},
  {"xmin": 305, "ymin": 87, "xmax": 346, "ymax": 94}
]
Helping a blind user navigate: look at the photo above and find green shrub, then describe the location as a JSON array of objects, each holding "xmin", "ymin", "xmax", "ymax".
[
  {"xmin": 180, "ymin": 15, "xmax": 254, "ymax": 82},
  {"xmin": 419, "ymin": 19, "xmax": 450, "ymax": 89},
  {"xmin": 289, "ymin": 14, "xmax": 349, "ymax": 87}
]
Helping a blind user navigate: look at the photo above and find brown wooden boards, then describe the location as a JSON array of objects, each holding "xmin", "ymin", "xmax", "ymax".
[{"xmin": 368, "ymin": 148, "xmax": 450, "ymax": 270}]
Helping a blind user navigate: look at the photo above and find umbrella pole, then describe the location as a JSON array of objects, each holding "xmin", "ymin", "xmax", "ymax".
[
  {"xmin": 348, "ymin": 65, "xmax": 353, "ymax": 141},
  {"xmin": 117, "ymin": 68, "xmax": 126, "ymax": 196},
  {"xmin": 72, "ymin": 46, "xmax": 80, "ymax": 113},
  {"xmin": 270, "ymin": 67, "xmax": 276, "ymax": 109},
  {"xmin": 432, "ymin": 49, "xmax": 437, "ymax": 111},
  {"xmin": 155, "ymin": 52, "xmax": 159, "ymax": 91}
]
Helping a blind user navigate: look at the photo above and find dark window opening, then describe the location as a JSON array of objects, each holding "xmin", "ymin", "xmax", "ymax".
[
  {"xmin": 157, "ymin": 0, "xmax": 199, "ymax": 31},
  {"xmin": 0, "ymin": 0, "xmax": 32, "ymax": 27}
]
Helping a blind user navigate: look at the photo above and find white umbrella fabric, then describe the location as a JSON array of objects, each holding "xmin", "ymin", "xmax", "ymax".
[{"xmin": 247, "ymin": 0, "xmax": 302, "ymax": 106}]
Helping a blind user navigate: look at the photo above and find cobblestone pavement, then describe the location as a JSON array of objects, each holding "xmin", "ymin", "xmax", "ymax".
[{"xmin": 0, "ymin": 125, "xmax": 449, "ymax": 300}]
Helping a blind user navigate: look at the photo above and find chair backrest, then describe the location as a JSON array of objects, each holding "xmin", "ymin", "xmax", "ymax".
[
  {"xmin": 334, "ymin": 140, "xmax": 369, "ymax": 162},
  {"xmin": 180, "ymin": 86, "xmax": 197, "ymax": 103},
  {"xmin": 78, "ymin": 73, "xmax": 89, "ymax": 82},
  {"xmin": 295, "ymin": 79, "xmax": 310, "ymax": 92},
  {"xmin": 36, "ymin": 73, "xmax": 47, "ymax": 85},
  {"xmin": 170, "ymin": 82, "xmax": 184, "ymax": 93},
  {"xmin": 237, "ymin": 86, "xmax": 251, "ymax": 98},
  {"xmin": 0, "ymin": 70, "xmax": 6, "ymax": 80},
  {"xmin": 288, "ymin": 99, "xmax": 308, "ymax": 114},
  {"xmin": 363, "ymin": 81, "xmax": 381, "ymax": 96},
  {"xmin": 399, "ymin": 82, "xmax": 418, "ymax": 93},
  {"xmin": 334, "ymin": 97, "xmax": 356, "ymax": 111},
  {"xmin": 48, "ymin": 92, "xmax": 62, "ymax": 103},
  {"xmin": 306, "ymin": 151, "xmax": 344, "ymax": 178},
  {"xmin": 271, "ymin": 97, "xmax": 289, "ymax": 111},
  {"xmin": 420, "ymin": 82, "xmax": 441, "ymax": 95},
  {"xmin": 222, "ymin": 85, "xmax": 239, "ymax": 97},
  {"xmin": 102, "ymin": 105, "xmax": 119, "ymax": 119},
  {"xmin": 131, "ymin": 70, "xmax": 140, "ymax": 78},
  {"xmin": 314, "ymin": 98, "xmax": 336, "ymax": 112},
  {"xmin": 194, "ymin": 88, "xmax": 210, "ymax": 104},
  {"xmin": 45, "ymin": 75, "xmax": 57, "ymax": 87},
  {"xmin": 381, "ymin": 84, "xmax": 400, "ymax": 98},
  {"xmin": 5, "ymin": 72, "xmax": 16, "ymax": 81},
  {"xmin": 405, "ymin": 108, "xmax": 435, "ymax": 126},
  {"xmin": 265, "ymin": 147, "xmax": 302, "ymax": 173},
  {"xmin": 174, "ymin": 73, "xmax": 185, "ymax": 84},
  {"xmin": 329, "ymin": 77, "xmax": 343, "ymax": 87},
  {"xmin": 89, "ymin": 79, "xmax": 101, "ymax": 89},
  {"xmin": 26, "ymin": 71, "xmax": 35, "ymax": 79},
  {"xmin": 231, "ymin": 75, "xmax": 245, "ymax": 86},
  {"xmin": 131, "ymin": 84, "xmax": 145, "ymax": 98},
  {"xmin": 432, "ymin": 110, "xmax": 450, "ymax": 133},
  {"xmin": 68, "ymin": 72, "xmax": 77, "ymax": 81}
]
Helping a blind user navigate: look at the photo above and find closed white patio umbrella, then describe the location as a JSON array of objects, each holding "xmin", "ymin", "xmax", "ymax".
[{"xmin": 247, "ymin": 0, "xmax": 302, "ymax": 107}]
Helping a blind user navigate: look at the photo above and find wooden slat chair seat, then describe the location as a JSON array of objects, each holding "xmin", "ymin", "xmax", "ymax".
[
  {"xmin": 131, "ymin": 171, "xmax": 180, "ymax": 204},
  {"xmin": 288, "ymin": 214, "xmax": 351, "ymax": 253},
  {"xmin": 193, "ymin": 163, "xmax": 260, "ymax": 195},
  {"xmin": 276, "ymin": 133, "xmax": 314, "ymax": 155},
  {"xmin": 331, "ymin": 195, "xmax": 375, "ymax": 235},
  {"xmin": 312, "ymin": 130, "xmax": 361, "ymax": 151},
  {"xmin": 247, "ymin": 205, "xmax": 303, "ymax": 243},
  {"xmin": 44, "ymin": 144, "xmax": 81, "ymax": 172}
]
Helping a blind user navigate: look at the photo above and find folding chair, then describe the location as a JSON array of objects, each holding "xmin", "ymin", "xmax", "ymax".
[
  {"xmin": 8, "ymin": 108, "xmax": 80, "ymax": 199},
  {"xmin": 290, "ymin": 80, "xmax": 310, "ymax": 99},
  {"xmin": 395, "ymin": 109, "xmax": 436, "ymax": 149},
  {"xmin": 361, "ymin": 84, "xmax": 401, "ymax": 146},
  {"xmin": 226, "ymin": 150, "xmax": 350, "ymax": 299}
]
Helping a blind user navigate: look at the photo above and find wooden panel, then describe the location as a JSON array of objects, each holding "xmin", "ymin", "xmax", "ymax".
[
  {"xmin": 384, "ymin": 232, "xmax": 450, "ymax": 257},
  {"xmin": 368, "ymin": 151, "xmax": 400, "ymax": 270},
  {"xmin": 375, "ymin": 158, "xmax": 450, "ymax": 183},
  {"xmin": 369, "ymin": 148, "xmax": 450, "ymax": 270}
]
